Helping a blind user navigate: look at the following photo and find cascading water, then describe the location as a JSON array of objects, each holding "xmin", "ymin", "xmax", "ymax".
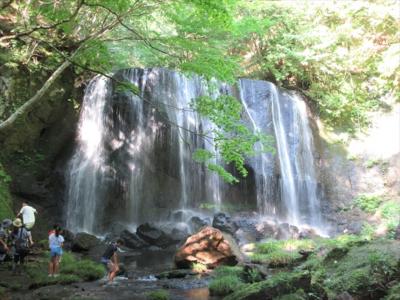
[{"xmin": 65, "ymin": 68, "xmax": 323, "ymax": 233}]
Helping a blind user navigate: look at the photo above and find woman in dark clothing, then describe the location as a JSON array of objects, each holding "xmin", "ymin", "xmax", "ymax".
[{"xmin": 101, "ymin": 239, "xmax": 124, "ymax": 283}]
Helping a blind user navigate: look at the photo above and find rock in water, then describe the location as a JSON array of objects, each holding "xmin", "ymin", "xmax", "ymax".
[
  {"xmin": 212, "ymin": 213, "xmax": 238, "ymax": 235},
  {"xmin": 136, "ymin": 223, "xmax": 175, "ymax": 248},
  {"xmin": 120, "ymin": 229, "xmax": 149, "ymax": 249},
  {"xmin": 71, "ymin": 232, "xmax": 100, "ymax": 252},
  {"xmin": 174, "ymin": 226, "xmax": 243, "ymax": 269},
  {"xmin": 189, "ymin": 216, "xmax": 210, "ymax": 232}
]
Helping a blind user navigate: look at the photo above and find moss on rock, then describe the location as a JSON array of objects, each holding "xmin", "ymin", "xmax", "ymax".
[
  {"xmin": 0, "ymin": 162, "xmax": 13, "ymax": 220},
  {"xmin": 223, "ymin": 271, "xmax": 311, "ymax": 300},
  {"xmin": 299, "ymin": 237, "xmax": 400, "ymax": 299}
]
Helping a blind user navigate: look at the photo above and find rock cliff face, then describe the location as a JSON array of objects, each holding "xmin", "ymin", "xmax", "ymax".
[
  {"xmin": 0, "ymin": 65, "xmax": 81, "ymax": 238},
  {"xmin": 315, "ymin": 100, "xmax": 400, "ymax": 234}
]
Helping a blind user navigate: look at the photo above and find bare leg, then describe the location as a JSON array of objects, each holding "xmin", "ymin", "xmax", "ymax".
[
  {"xmin": 54, "ymin": 256, "xmax": 60, "ymax": 275},
  {"xmin": 49, "ymin": 256, "xmax": 54, "ymax": 275},
  {"xmin": 109, "ymin": 263, "xmax": 119, "ymax": 282}
]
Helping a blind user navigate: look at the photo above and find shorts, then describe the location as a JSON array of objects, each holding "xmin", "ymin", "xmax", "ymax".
[
  {"xmin": 101, "ymin": 257, "xmax": 113, "ymax": 271},
  {"xmin": 50, "ymin": 246, "xmax": 62, "ymax": 257},
  {"xmin": 24, "ymin": 222, "xmax": 35, "ymax": 230}
]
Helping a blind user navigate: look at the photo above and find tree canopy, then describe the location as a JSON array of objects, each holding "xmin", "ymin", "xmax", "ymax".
[{"xmin": 0, "ymin": 0, "xmax": 399, "ymax": 181}]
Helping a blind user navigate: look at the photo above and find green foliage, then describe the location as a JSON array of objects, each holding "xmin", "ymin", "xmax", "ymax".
[
  {"xmin": 224, "ymin": 271, "xmax": 310, "ymax": 300},
  {"xmin": 191, "ymin": 262, "xmax": 207, "ymax": 273},
  {"xmin": 213, "ymin": 266, "xmax": 244, "ymax": 277},
  {"xmin": 298, "ymin": 238, "xmax": 400, "ymax": 299},
  {"xmin": 192, "ymin": 94, "xmax": 275, "ymax": 183},
  {"xmin": 250, "ymin": 239, "xmax": 315, "ymax": 267},
  {"xmin": 209, "ymin": 275, "xmax": 245, "ymax": 296},
  {"xmin": 61, "ymin": 252, "xmax": 105, "ymax": 281},
  {"xmin": 233, "ymin": 1, "xmax": 400, "ymax": 131},
  {"xmin": 275, "ymin": 289, "xmax": 307, "ymax": 300},
  {"xmin": 385, "ymin": 282, "xmax": 400, "ymax": 300},
  {"xmin": 354, "ymin": 194, "xmax": 383, "ymax": 213},
  {"xmin": 365, "ymin": 159, "xmax": 381, "ymax": 168},
  {"xmin": 146, "ymin": 290, "xmax": 170, "ymax": 300},
  {"xmin": 379, "ymin": 201, "xmax": 400, "ymax": 238},
  {"xmin": 26, "ymin": 251, "xmax": 104, "ymax": 288}
]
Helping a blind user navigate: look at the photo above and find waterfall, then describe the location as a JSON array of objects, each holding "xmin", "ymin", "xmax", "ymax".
[
  {"xmin": 65, "ymin": 68, "xmax": 323, "ymax": 233},
  {"xmin": 65, "ymin": 76, "xmax": 111, "ymax": 233}
]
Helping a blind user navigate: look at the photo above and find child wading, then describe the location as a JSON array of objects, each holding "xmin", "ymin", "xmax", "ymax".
[
  {"xmin": 48, "ymin": 225, "xmax": 64, "ymax": 277},
  {"xmin": 101, "ymin": 239, "xmax": 124, "ymax": 284}
]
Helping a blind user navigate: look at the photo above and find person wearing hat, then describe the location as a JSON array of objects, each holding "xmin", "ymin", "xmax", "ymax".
[{"xmin": 10, "ymin": 218, "xmax": 33, "ymax": 274}]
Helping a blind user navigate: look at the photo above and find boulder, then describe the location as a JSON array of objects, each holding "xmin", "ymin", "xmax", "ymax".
[
  {"xmin": 189, "ymin": 216, "xmax": 210, "ymax": 232},
  {"xmin": 171, "ymin": 227, "xmax": 190, "ymax": 243},
  {"xmin": 62, "ymin": 229, "xmax": 75, "ymax": 243},
  {"xmin": 212, "ymin": 213, "xmax": 238, "ymax": 235},
  {"xmin": 71, "ymin": 232, "xmax": 100, "ymax": 252},
  {"xmin": 174, "ymin": 226, "xmax": 243, "ymax": 269},
  {"xmin": 136, "ymin": 223, "xmax": 176, "ymax": 248},
  {"xmin": 275, "ymin": 223, "xmax": 299, "ymax": 239},
  {"xmin": 170, "ymin": 210, "xmax": 185, "ymax": 222},
  {"xmin": 120, "ymin": 229, "xmax": 149, "ymax": 249},
  {"xmin": 256, "ymin": 220, "xmax": 278, "ymax": 239}
]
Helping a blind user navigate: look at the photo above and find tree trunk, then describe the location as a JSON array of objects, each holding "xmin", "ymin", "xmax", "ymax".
[{"xmin": 0, "ymin": 59, "xmax": 71, "ymax": 134}]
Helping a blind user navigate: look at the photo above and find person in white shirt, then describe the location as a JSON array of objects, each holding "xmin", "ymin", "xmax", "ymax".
[{"xmin": 16, "ymin": 202, "xmax": 37, "ymax": 230}]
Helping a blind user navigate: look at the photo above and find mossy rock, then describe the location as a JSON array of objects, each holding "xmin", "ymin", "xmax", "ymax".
[
  {"xmin": 26, "ymin": 251, "xmax": 104, "ymax": 288},
  {"xmin": 300, "ymin": 238, "xmax": 400, "ymax": 299},
  {"xmin": 250, "ymin": 239, "xmax": 315, "ymax": 267},
  {"xmin": 146, "ymin": 289, "xmax": 170, "ymax": 300},
  {"xmin": 223, "ymin": 271, "xmax": 311, "ymax": 300},
  {"xmin": 210, "ymin": 275, "xmax": 245, "ymax": 296},
  {"xmin": 0, "ymin": 162, "xmax": 13, "ymax": 220}
]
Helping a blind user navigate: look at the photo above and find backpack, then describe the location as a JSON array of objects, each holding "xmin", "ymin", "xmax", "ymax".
[{"xmin": 15, "ymin": 228, "xmax": 29, "ymax": 253}]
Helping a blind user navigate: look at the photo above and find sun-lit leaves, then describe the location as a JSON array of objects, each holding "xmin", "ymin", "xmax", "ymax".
[{"xmin": 192, "ymin": 94, "xmax": 274, "ymax": 182}]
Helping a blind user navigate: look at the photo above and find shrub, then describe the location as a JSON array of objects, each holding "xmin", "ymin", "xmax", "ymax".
[
  {"xmin": 354, "ymin": 194, "xmax": 383, "ymax": 213},
  {"xmin": 209, "ymin": 275, "xmax": 245, "ymax": 296},
  {"xmin": 146, "ymin": 290, "xmax": 170, "ymax": 300},
  {"xmin": 191, "ymin": 262, "xmax": 207, "ymax": 273},
  {"xmin": 61, "ymin": 252, "xmax": 104, "ymax": 281},
  {"xmin": 213, "ymin": 266, "xmax": 243, "ymax": 277},
  {"xmin": 385, "ymin": 282, "xmax": 400, "ymax": 300},
  {"xmin": 251, "ymin": 239, "xmax": 315, "ymax": 267},
  {"xmin": 26, "ymin": 251, "xmax": 104, "ymax": 288}
]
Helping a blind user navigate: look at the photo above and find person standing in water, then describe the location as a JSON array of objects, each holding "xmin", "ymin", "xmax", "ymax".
[
  {"xmin": 101, "ymin": 239, "xmax": 124, "ymax": 284},
  {"xmin": 48, "ymin": 225, "xmax": 64, "ymax": 277}
]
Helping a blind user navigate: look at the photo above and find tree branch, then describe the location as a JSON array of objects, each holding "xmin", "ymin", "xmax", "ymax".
[
  {"xmin": 82, "ymin": 2, "xmax": 182, "ymax": 59},
  {"xmin": 0, "ymin": 0, "xmax": 84, "ymax": 43}
]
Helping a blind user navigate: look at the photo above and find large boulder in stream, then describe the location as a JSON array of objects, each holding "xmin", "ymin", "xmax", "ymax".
[
  {"xmin": 71, "ymin": 232, "xmax": 101, "ymax": 252},
  {"xmin": 212, "ymin": 212, "xmax": 238, "ymax": 235},
  {"xmin": 136, "ymin": 223, "xmax": 176, "ymax": 248},
  {"xmin": 175, "ymin": 226, "xmax": 243, "ymax": 269},
  {"xmin": 120, "ymin": 229, "xmax": 149, "ymax": 249}
]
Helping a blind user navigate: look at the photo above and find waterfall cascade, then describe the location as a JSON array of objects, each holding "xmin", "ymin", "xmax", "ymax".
[{"xmin": 65, "ymin": 68, "xmax": 323, "ymax": 233}]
